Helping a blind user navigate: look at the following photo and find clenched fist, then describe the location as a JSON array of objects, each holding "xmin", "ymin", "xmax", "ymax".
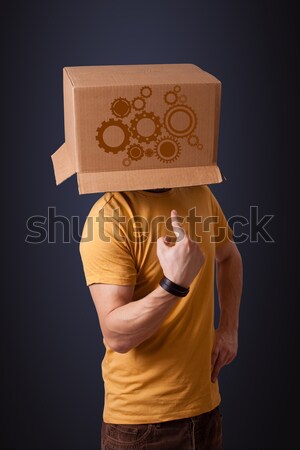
[{"xmin": 157, "ymin": 209, "xmax": 205, "ymax": 288}]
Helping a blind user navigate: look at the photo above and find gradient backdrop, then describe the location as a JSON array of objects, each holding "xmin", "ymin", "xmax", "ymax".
[{"xmin": 1, "ymin": 0, "xmax": 297, "ymax": 448}]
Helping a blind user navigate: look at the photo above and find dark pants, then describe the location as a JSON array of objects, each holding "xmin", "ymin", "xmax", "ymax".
[{"xmin": 101, "ymin": 405, "xmax": 223, "ymax": 450}]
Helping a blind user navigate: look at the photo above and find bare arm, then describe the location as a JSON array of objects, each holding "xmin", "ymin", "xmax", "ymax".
[
  {"xmin": 216, "ymin": 240, "xmax": 243, "ymax": 332},
  {"xmin": 211, "ymin": 240, "xmax": 243, "ymax": 382},
  {"xmin": 90, "ymin": 284, "xmax": 180, "ymax": 353},
  {"xmin": 89, "ymin": 210, "xmax": 204, "ymax": 353}
]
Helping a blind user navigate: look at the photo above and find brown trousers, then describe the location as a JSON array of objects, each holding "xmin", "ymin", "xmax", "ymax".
[{"xmin": 101, "ymin": 405, "xmax": 223, "ymax": 450}]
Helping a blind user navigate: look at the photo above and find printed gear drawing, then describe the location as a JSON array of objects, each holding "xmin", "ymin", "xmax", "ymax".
[
  {"xmin": 127, "ymin": 144, "xmax": 144, "ymax": 161},
  {"xmin": 154, "ymin": 136, "xmax": 181, "ymax": 163},
  {"xmin": 163, "ymin": 104, "xmax": 197, "ymax": 138},
  {"xmin": 145, "ymin": 148, "xmax": 154, "ymax": 157},
  {"xmin": 132, "ymin": 96, "xmax": 146, "ymax": 111},
  {"xmin": 96, "ymin": 118, "xmax": 130, "ymax": 154},
  {"xmin": 140, "ymin": 86, "xmax": 152, "ymax": 98},
  {"xmin": 164, "ymin": 90, "xmax": 178, "ymax": 105},
  {"xmin": 111, "ymin": 97, "xmax": 131, "ymax": 118},
  {"xmin": 122, "ymin": 157, "xmax": 132, "ymax": 167},
  {"xmin": 96, "ymin": 84, "xmax": 201, "ymax": 165},
  {"xmin": 188, "ymin": 134, "xmax": 199, "ymax": 147},
  {"xmin": 130, "ymin": 111, "xmax": 162, "ymax": 144}
]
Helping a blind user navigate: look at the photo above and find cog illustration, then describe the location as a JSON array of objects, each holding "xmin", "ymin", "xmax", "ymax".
[
  {"xmin": 130, "ymin": 111, "xmax": 162, "ymax": 144},
  {"xmin": 96, "ymin": 84, "xmax": 200, "ymax": 165},
  {"xmin": 111, "ymin": 97, "xmax": 131, "ymax": 118},
  {"xmin": 145, "ymin": 148, "xmax": 154, "ymax": 157},
  {"xmin": 164, "ymin": 90, "xmax": 178, "ymax": 105},
  {"xmin": 164, "ymin": 104, "xmax": 197, "ymax": 138},
  {"xmin": 122, "ymin": 157, "xmax": 132, "ymax": 167},
  {"xmin": 154, "ymin": 136, "xmax": 181, "ymax": 163},
  {"xmin": 127, "ymin": 144, "xmax": 144, "ymax": 161},
  {"xmin": 132, "ymin": 96, "xmax": 146, "ymax": 111},
  {"xmin": 140, "ymin": 86, "xmax": 152, "ymax": 98},
  {"xmin": 188, "ymin": 134, "xmax": 199, "ymax": 147},
  {"xmin": 96, "ymin": 118, "xmax": 130, "ymax": 154}
]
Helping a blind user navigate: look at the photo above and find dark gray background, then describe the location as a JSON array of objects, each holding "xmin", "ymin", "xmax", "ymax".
[{"xmin": 1, "ymin": 0, "xmax": 297, "ymax": 448}]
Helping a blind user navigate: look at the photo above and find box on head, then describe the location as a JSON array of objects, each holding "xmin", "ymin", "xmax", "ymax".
[{"xmin": 51, "ymin": 63, "xmax": 223, "ymax": 194}]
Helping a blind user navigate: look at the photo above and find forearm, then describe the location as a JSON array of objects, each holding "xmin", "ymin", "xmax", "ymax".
[
  {"xmin": 105, "ymin": 286, "xmax": 179, "ymax": 352},
  {"xmin": 216, "ymin": 251, "xmax": 243, "ymax": 332}
]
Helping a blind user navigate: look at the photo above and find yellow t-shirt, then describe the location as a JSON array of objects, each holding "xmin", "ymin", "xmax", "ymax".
[{"xmin": 80, "ymin": 185, "xmax": 233, "ymax": 424}]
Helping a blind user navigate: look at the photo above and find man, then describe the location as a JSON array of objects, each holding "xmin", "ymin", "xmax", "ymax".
[{"xmin": 80, "ymin": 184, "xmax": 243, "ymax": 450}]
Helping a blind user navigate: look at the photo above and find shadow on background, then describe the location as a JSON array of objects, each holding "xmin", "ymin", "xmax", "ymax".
[{"xmin": 1, "ymin": 0, "xmax": 297, "ymax": 448}]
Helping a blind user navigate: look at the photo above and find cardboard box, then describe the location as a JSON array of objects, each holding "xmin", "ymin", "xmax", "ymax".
[{"xmin": 51, "ymin": 64, "xmax": 223, "ymax": 194}]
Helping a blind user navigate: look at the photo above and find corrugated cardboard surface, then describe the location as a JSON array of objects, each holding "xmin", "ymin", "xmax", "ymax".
[
  {"xmin": 51, "ymin": 64, "xmax": 223, "ymax": 194},
  {"xmin": 78, "ymin": 165, "xmax": 222, "ymax": 194},
  {"xmin": 64, "ymin": 63, "xmax": 220, "ymax": 87},
  {"xmin": 63, "ymin": 70, "xmax": 78, "ymax": 171},
  {"xmin": 51, "ymin": 143, "xmax": 76, "ymax": 185}
]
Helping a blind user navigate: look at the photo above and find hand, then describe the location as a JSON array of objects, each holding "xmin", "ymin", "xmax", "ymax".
[
  {"xmin": 157, "ymin": 209, "xmax": 205, "ymax": 288},
  {"xmin": 211, "ymin": 328, "xmax": 238, "ymax": 383}
]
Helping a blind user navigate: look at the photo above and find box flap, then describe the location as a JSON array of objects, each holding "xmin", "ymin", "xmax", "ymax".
[
  {"xmin": 51, "ymin": 143, "xmax": 76, "ymax": 185},
  {"xmin": 77, "ymin": 165, "xmax": 222, "ymax": 194},
  {"xmin": 64, "ymin": 64, "xmax": 220, "ymax": 88}
]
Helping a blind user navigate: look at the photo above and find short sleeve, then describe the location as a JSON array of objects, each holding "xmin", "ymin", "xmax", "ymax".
[
  {"xmin": 79, "ymin": 196, "xmax": 137, "ymax": 286},
  {"xmin": 207, "ymin": 188, "xmax": 234, "ymax": 247}
]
